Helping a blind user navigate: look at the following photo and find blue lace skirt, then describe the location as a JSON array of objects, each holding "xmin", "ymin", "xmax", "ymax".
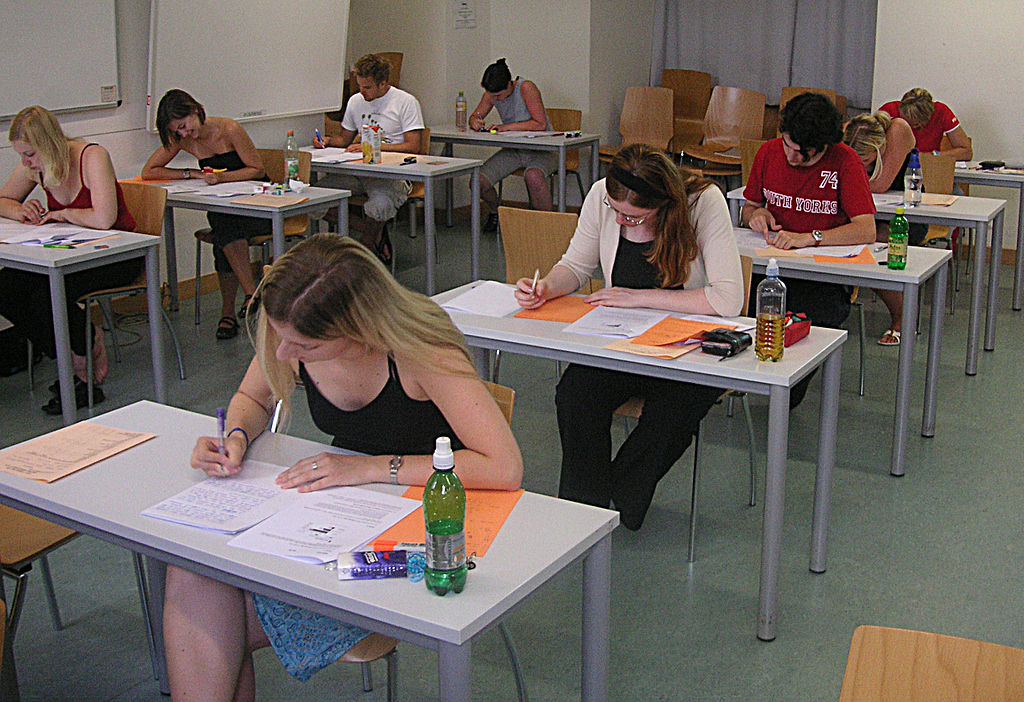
[{"xmin": 252, "ymin": 593, "xmax": 372, "ymax": 681}]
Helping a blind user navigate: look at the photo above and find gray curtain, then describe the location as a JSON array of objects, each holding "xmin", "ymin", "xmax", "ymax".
[{"xmin": 651, "ymin": 0, "xmax": 877, "ymax": 110}]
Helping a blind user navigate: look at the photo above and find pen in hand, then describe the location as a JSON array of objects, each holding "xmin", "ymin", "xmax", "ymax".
[
  {"xmin": 529, "ymin": 268, "xmax": 540, "ymax": 296},
  {"xmin": 314, "ymin": 128, "xmax": 324, "ymax": 147},
  {"xmin": 217, "ymin": 407, "xmax": 226, "ymax": 456}
]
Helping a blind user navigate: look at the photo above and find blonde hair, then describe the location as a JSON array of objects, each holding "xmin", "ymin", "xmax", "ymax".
[
  {"xmin": 8, "ymin": 106, "xmax": 74, "ymax": 186},
  {"xmin": 252, "ymin": 234, "xmax": 475, "ymax": 420},
  {"xmin": 899, "ymin": 88, "xmax": 935, "ymax": 126},
  {"xmin": 843, "ymin": 111, "xmax": 892, "ymax": 182}
]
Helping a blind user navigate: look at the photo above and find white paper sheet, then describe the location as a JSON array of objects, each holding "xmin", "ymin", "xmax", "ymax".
[
  {"xmin": 441, "ymin": 280, "xmax": 521, "ymax": 317},
  {"xmin": 141, "ymin": 460, "xmax": 299, "ymax": 534},
  {"xmin": 193, "ymin": 181, "xmax": 263, "ymax": 197},
  {"xmin": 226, "ymin": 487, "xmax": 420, "ymax": 563},
  {"xmin": 161, "ymin": 181, "xmax": 205, "ymax": 194},
  {"xmin": 733, "ymin": 228, "xmax": 869, "ymax": 258},
  {"xmin": 0, "ymin": 221, "xmax": 41, "ymax": 241},
  {"xmin": 0, "ymin": 224, "xmax": 112, "ymax": 246},
  {"xmin": 563, "ymin": 306, "xmax": 669, "ymax": 338},
  {"xmin": 302, "ymin": 146, "xmax": 363, "ymax": 163},
  {"xmin": 873, "ymin": 192, "xmax": 904, "ymax": 206}
]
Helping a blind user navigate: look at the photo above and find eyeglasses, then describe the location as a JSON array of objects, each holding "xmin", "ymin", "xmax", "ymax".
[{"xmin": 603, "ymin": 196, "xmax": 652, "ymax": 226}]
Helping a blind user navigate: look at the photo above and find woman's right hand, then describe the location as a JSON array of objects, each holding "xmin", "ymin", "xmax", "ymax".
[
  {"xmin": 191, "ymin": 435, "xmax": 246, "ymax": 478},
  {"xmin": 468, "ymin": 113, "xmax": 484, "ymax": 131},
  {"xmin": 514, "ymin": 276, "xmax": 550, "ymax": 309},
  {"xmin": 19, "ymin": 198, "xmax": 45, "ymax": 225}
]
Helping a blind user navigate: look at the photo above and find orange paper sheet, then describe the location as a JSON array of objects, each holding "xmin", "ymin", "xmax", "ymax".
[
  {"xmin": 921, "ymin": 193, "xmax": 958, "ymax": 206},
  {"xmin": 371, "ymin": 488, "xmax": 523, "ymax": 557},
  {"xmin": 814, "ymin": 247, "xmax": 876, "ymax": 265},
  {"xmin": 605, "ymin": 337, "xmax": 699, "ymax": 359},
  {"xmin": 631, "ymin": 317, "xmax": 735, "ymax": 346},
  {"xmin": 228, "ymin": 194, "xmax": 309, "ymax": 208},
  {"xmin": 0, "ymin": 421, "xmax": 155, "ymax": 483},
  {"xmin": 514, "ymin": 295, "xmax": 595, "ymax": 323},
  {"xmin": 120, "ymin": 176, "xmax": 175, "ymax": 185}
]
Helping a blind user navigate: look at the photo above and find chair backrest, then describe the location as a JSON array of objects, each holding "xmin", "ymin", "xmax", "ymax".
[
  {"xmin": 119, "ymin": 181, "xmax": 167, "ymax": 237},
  {"xmin": 739, "ymin": 255, "xmax": 753, "ymax": 317},
  {"xmin": 661, "ymin": 69, "xmax": 713, "ymax": 122},
  {"xmin": 703, "ymin": 85, "xmax": 766, "ymax": 147},
  {"xmin": 257, "ymin": 148, "xmax": 312, "ymax": 184},
  {"xmin": 839, "ymin": 625, "xmax": 1024, "ymax": 701},
  {"xmin": 482, "ymin": 381, "xmax": 515, "ymax": 425},
  {"xmin": 919, "ymin": 152, "xmax": 955, "ymax": 195},
  {"xmin": 741, "ymin": 138, "xmax": 766, "ymax": 186},
  {"xmin": 419, "ymin": 126, "xmax": 431, "ymax": 155},
  {"xmin": 497, "ymin": 207, "xmax": 579, "ymax": 284},
  {"xmin": 547, "ymin": 108, "xmax": 582, "ymax": 169},
  {"xmin": 344, "ymin": 51, "xmax": 404, "ymax": 108},
  {"xmin": 619, "ymin": 86, "xmax": 674, "ymax": 151}
]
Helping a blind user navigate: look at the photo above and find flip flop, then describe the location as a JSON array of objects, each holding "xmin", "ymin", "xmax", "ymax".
[
  {"xmin": 877, "ymin": 329, "xmax": 901, "ymax": 346},
  {"xmin": 374, "ymin": 224, "xmax": 393, "ymax": 267},
  {"xmin": 238, "ymin": 295, "xmax": 253, "ymax": 319},
  {"xmin": 216, "ymin": 316, "xmax": 239, "ymax": 340}
]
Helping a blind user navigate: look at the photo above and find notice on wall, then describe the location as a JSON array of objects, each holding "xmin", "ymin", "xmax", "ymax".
[{"xmin": 454, "ymin": 0, "xmax": 476, "ymax": 28}]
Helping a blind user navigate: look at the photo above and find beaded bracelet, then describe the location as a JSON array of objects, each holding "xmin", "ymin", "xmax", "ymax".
[{"xmin": 227, "ymin": 427, "xmax": 250, "ymax": 451}]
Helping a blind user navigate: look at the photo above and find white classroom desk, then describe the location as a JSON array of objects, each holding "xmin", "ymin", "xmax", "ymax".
[
  {"xmin": 954, "ymin": 164, "xmax": 1024, "ymax": 310},
  {"xmin": 726, "ymin": 187, "xmax": 1006, "ymax": 376},
  {"xmin": 154, "ymin": 183, "xmax": 351, "ymax": 310},
  {"xmin": 435, "ymin": 282, "xmax": 848, "ymax": 642},
  {"xmin": 732, "ymin": 227, "xmax": 951, "ymax": 477},
  {"xmin": 303, "ymin": 150, "xmax": 483, "ymax": 294},
  {"xmin": 0, "ymin": 226, "xmax": 165, "ymax": 425},
  {"xmin": 428, "ymin": 126, "xmax": 602, "ymax": 215},
  {"xmin": 0, "ymin": 401, "xmax": 617, "ymax": 702}
]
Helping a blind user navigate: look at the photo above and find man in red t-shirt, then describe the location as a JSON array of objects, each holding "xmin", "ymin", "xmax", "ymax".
[{"xmin": 879, "ymin": 88, "xmax": 972, "ymax": 160}]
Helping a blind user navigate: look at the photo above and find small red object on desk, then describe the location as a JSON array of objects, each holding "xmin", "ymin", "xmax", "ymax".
[{"xmin": 783, "ymin": 312, "xmax": 811, "ymax": 347}]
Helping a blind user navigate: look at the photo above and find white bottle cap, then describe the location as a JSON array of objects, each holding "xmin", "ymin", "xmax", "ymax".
[
  {"xmin": 766, "ymin": 257, "xmax": 779, "ymax": 277},
  {"xmin": 433, "ymin": 436, "xmax": 454, "ymax": 470}
]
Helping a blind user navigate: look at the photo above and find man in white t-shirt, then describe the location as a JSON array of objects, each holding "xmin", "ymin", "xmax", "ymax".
[{"xmin": 315, "ymin": 53, "xmax": 424, "ymax": 265}]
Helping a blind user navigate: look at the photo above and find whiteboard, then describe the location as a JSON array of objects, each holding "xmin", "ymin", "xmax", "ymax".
[
  {"xmin": 147, "ymin": 0, "xmax": 348, "ymax": 132},
  {"xmin": 1, "ymin": 1, "xmax": 120, "ymax": 121}
]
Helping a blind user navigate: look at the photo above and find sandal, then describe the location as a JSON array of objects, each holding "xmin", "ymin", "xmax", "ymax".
[
  {"xmin": 237, "ymin": 295, "xmax": 253, "ymax": 319},
  {"xmin": 877, "ymin": 329, "xmax": 901, "ymax": 346},
  {"xmin": 42, "ymin": 376, "xmax": 104, "ymax": 415},
  {"xmin": 216, "ymin": 316, "xmax": 239, "ymax": 340},
  {"xmin": 374, "ymin": 224, "xmax": 393, "ymax": 267}
]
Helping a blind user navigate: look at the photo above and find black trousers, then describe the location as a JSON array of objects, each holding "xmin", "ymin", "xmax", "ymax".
[
  {"xmin": 555, "ymin": 363, "xmax": 722, "ymax": 530},
  {"xmin": 0, "ymin": 259, "xmax": 142, "ymax": 358}
]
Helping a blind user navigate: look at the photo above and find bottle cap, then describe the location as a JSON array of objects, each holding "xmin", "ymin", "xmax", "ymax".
[
  {"xmin": 286, "ymin": 129, "xmax": 294, "ymax": 136},
  {"xmin": 908, "ymin": 147, "xmax": 920, "ymax": 169},
  {"xmin": 895, "ymin": 206, "xmax": 905, "ymax": 215},
  {"xmin": 766, "ymin": 257, "xmax": 779, "ymax": 277},
  {"xmin": 433, "ymin": 436, "xmax": 454, "ymax": 470}
]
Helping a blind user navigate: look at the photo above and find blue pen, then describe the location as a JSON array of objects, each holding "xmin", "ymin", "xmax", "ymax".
[
  {"xmin": 314, "ymin": 128, "xmax": 324, "ymax": 147},
  {"xmin": 217, "ymin": 407, "xmax": 226, "ymax": 455}
]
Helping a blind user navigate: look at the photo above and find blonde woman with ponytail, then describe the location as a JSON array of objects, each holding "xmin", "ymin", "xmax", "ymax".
[{"xmin": 168, "ymin": 234, "xmax": 522, "ymax": 700}]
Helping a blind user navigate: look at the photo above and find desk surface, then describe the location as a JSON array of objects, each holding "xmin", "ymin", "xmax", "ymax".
[
  {"xmin": 163, "ymin": 183, "xmax": 349, "ymax": 214},
  {"xmin": 955, "ymin": 164, "xmax": 1024, "ymax": 185},
  {"xmin": 0, "ymin": 401, "xmax": 617, "ymax": 648},
  {"xmin": 428, "ymin": 125, "xmax": 601, "ymax": 149},
  {"xmin": 303, "ymin": 149, "xmax": 482, "ymax": 178},
  {"xmin": 0, "ymin": 229, "xmax": 158, "ymax": 269}
]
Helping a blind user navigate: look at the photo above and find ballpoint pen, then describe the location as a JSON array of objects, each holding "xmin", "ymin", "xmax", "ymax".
[
  {"xmin": 314, "ymin": 128, "xmax": 324, "ymax": 147},
  {"xmin": 217, "ymin": 407, "xmax": 226, "ymax": 455},
  {"xmin": 529, "ymin": 268, "xmax": 540, "ymax": 296}
]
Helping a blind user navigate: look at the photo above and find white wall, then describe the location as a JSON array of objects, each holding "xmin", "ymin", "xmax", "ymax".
[{"xmin": 873, "ymin": 0, "xmax": 1024, "ymax": 250}]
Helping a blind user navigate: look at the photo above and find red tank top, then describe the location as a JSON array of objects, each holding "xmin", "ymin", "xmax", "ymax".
[{"xmin": 44, "ymin": 143, "xmax": 136, "ymax": 232}]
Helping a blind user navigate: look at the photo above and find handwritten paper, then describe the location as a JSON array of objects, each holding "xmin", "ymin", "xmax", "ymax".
[
  {"xmin": 631, "ymin": 317, "xmax": 735, "ymax": 346},
  {"xmin": 514, "ymin": 295, "xmax": 595, "ymax": 323},
  {"xmin": 441, "ymin": 280, "xmax": 521, "ymax": 317},
  {"xmin": 142, "ymin": 460, "xmax": 300, "ymax": 533},
  {"xmin": 605, "ymin": 337, "xmax": 699, "ymax": 359},
  {"xmin": 226, "ymin": 487, "xmax": 420, "ymax": 563},
  {"xmin": 0, "ymin": 421, "xmax": 155, "ymax": 483},
  {"xmin": 371, "ymin": 488, "xmax": 523, "ymax": 557},
  {"xmin": 562, "ymin": 306, "xmax": 668, "ymax": 338}
]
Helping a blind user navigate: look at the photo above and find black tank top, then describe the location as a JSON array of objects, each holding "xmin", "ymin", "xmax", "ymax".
[
  {"xmin": 611, "ymin": 236, "xmax": 658, "ymax": 289},
  {"xmin": 198, "ymin": 150, "xmax": 247, "ymax": 172},
  {"xmin": 299, "ymin": 357, "xmax": 463, "ymax": 456}
]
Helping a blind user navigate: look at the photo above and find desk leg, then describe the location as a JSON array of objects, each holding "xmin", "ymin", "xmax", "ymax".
[
  {"xmin": 145, "ymin": 247, "xmax": 167, "ymax": 402},
  {"xmin": 965, "ymin": 220, "xmax": 988, "ymax": 375},
  {"xmin": 471, "ymin": 166, "xmax": 481, "ymax": 281},
  {"xmin": 557, "ymin": 145, "xmax": 567, "ymax": 212},
  {"xmin": 48, "ymin": 271, "xmax": 76, "ymax": 426},
  {"xmin": 470, "ymin": 346, "xmax": 490, "ymax": 379},
  {"xmin": 444, "ymin": 143, "xmax": 455, "ymax": 228},
  {"xmin": 589, "ymin": 140, "xmax": 599, "ymax": 188},
  {"xmin": 581, "ymin": 534, "xmax": 611, "ymax": 702},
  {"xmin": 728, "ymin": 198, "xmax": 741, "ymax": 226},
  {"xmin": 1014, "ymin": 186, "xmax": 1024, "ymax": 310},
  {"xmin": 163, "ymin": 208, "xmax": 179, "ymax": 311},
  {"xmin": 758, "ymin": 384, "xmax": 790, "ymax": 641},
  {"xmin": 337, "ymin": 199, "xmax": 348, "ymax": 237},
  {"xmin": 0, "ymin": 577, "xmax": 20, "ymax": 702},
  {"xmin": 890, "ymin": 284, "xmax": 918, "ymax": 476},
  {"xmin": 272, "ymin": 214, "xmax": 284, "ymax": 259},
  {"xmin": 984, "ymin": 210, "xmax": 1003, "ymax": 351},
  {"xmin": 437, "ymin": 641, "xmax": 472, "ymax": 702},
  {"xmin": 145, "ymin": 557, "xmax": 170, "ymax": 695},
  {"xmin": 922, "ymin": 264, "xmax": 948, "ymax": 437},
  {"xmin": 811, "ymin": 346, "xmax": 842, "ymax": 570},
  {"xmin": 425, "ymin": 178, "xmax": 437, "ymax": 295}
]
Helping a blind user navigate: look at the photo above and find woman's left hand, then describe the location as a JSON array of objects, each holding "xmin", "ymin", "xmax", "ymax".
[
  {"xmin": 584, "ymin": 286, "xmax": 642, "ymax": 308},
  {"xmin": 200, "ymin": 171, "xmax": 222, "ymax": 185},
  {"xmin": 39, "ymin": 209, "xmax": 67, "ymax": 224},
  {"xmin": 276, "ymin": 452, "xmax": 375, "ymax": 492}
]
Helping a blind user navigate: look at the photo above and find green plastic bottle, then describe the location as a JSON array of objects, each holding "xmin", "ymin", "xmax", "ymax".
[
  {"xmin": 423, "ymin": 436, "xmax": 467, "ymax": 595},
  {"xmin": 888, "ymin": 206, "xmax": 909, "ymax": 270}
]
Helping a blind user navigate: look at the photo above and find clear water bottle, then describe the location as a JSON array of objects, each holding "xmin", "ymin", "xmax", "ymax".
[
  {"xmin": 888, "ymin": 206, "xmax": 909, "ymax": 270},
  {"xmin": 423, "ymin": 436, "xmax": 467, "ymax": 596},
  {"xmin": 904, "ymin": 148, "xmax": 922, "ymax": 208},
  {"xmin": 455, "ymin": 91, "xmax": 467, "ymax": 132},
  {"xmin": 755, "ymin": 258, "xmax": 787, "ymax": 362},
  {"xmin": 284, "ymin": 130, "xmax": 299, "ymax": 183}
]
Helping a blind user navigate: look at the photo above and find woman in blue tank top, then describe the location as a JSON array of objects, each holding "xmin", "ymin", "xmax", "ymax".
[
  {"xmin": 469, "ymin": 58, "xmax": 557, "ymax": 230},
  {"xmin": 162, "ymin": 234, "xmax": 523, "ymax": 699}
]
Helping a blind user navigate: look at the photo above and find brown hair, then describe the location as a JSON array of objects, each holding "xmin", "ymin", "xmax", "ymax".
[
  {"xmin": 8, "ymin": 106, "xmax": 73, "ymax": 185},
  {"xmin": 899, "ymin": 88, "xmax": 935, "ymax": 126},
  {"xmin": 354, "ymin": 54, "xmax": 391, "ymax": 84},
  {"xmin": 155, "ymin": 89, "xmax": 207, "ymax": 148},
  {"xmin": 605, "ymin": 143, "xmax": 711, "ymax": 288}
]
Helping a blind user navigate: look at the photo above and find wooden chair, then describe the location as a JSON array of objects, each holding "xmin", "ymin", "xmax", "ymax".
[
  {"xmin": 340, "ymin": 51, "xmax": 404, "ymax": 113},
  {"xmin": 615, "ymin": 255, "xmax": 756, "ymax": 562},
  {"xmin": 193, "ymin": 148, "xmax": 312, "ymax": 325},
  {"xmin": 397, "ymin": 127, "xmax": 433, "ymax": 243},
  {"xmin": 839, "ymin": 625, "xmax": 1024, "ymax": 701},
  {"xmin": 660, "ymin": 69, "xmax": 713, "ymax": 152},
  {"xmin": 497, "ymin": 108, "xmax": 586, "ymax": 207},
  {"xmin": 919, "ymin": 152, "xmax": 961, "ymax": 310},
  {"xmin": 678, "ymin": 86, "xmax": 766, "ymax": 179},
  {"xmin": 598, "ymin": 86, "xmax": 674, "ymax": 164},
  {"xmin": 740, "ymin": 138, "xmax": 766, "ymax": 186},
  {"xmin": 79, "ymin": 182, "xmax": 186, "ymax": 407}
]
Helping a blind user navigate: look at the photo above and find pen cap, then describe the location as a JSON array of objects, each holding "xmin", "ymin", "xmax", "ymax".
[
  {"xmin": 766, "ymin": 257, "xmax": 780, "ymax": 278},
  {"xmin": 433, "ymin": 436, "xmax": 454, "ymax": 471}
]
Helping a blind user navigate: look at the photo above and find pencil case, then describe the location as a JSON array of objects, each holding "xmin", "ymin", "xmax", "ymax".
[
  {"xmin": 336, "ymin": 550, "xmax": 425, "ymax": 580},
  {"xmin": 783, "ymin": 313, "xmax": 811, "ymax": 347}
]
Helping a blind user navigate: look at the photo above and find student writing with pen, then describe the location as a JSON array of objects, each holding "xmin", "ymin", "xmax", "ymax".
[
  {"xmin": 0, "ymin": 106, "xmax": 139, "ymax": 414},
  {"xmin": 741, "ymin": 92, "xmax": 875, "ymax": 406}
]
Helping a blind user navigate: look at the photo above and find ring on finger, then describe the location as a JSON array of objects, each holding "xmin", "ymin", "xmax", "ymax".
[{"xmin": 312, "ymin": 460, "xmax": 319, "ymax": 472}]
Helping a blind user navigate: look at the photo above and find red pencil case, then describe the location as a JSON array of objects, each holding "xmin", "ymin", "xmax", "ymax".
[{"xmin": 783, "ymin": 312, "xmax": 811, "ymax": 347}]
